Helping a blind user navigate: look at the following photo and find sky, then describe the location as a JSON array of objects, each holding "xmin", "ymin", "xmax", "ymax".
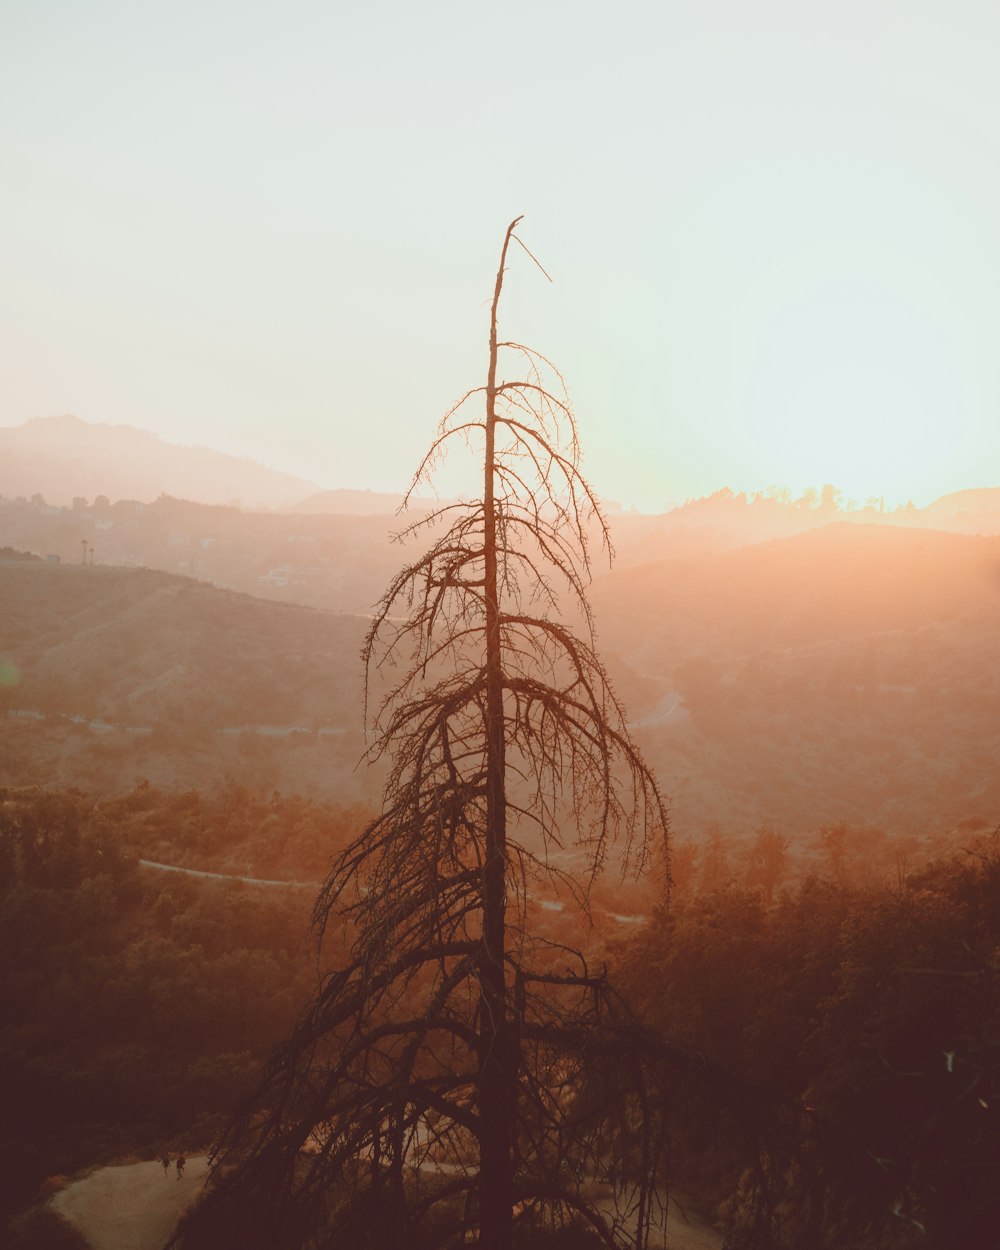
[{"xmin": 2, "ymin": 0, "xmax": 999, "ymax": 512}]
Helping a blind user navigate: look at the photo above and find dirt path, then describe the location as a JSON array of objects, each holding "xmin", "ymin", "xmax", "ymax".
[
  {"xmin": 651, "ymin": 1197, "xmax": 725, "ymax": 1249},
  {"xmin": 51, "ymin": 1157, "xmax": 208, "ymax": 1250},
  {"xmin": 51, "ymin": 1157, "xmax": 721, "ymax": 1250},
  {"xmin": 591, "ymin": 1190, "xmax": 724, "ymax": 1250}
]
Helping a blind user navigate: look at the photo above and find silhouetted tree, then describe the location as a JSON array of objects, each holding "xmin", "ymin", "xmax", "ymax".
[{"xmin": 174, "ymin": 219, "xmax": 669, "ymax": 1250}]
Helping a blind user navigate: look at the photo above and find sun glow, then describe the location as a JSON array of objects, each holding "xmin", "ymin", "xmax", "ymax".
[{"xmin": 776, "ymin": 363, "xmax": 946, "ymax": 505}]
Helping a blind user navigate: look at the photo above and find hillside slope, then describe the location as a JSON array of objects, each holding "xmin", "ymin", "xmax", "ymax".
[
  {"xmin": 593, "ymin": 523, "xmax": 1000, "ymax": 659},
  {"xmin": 1, "ymin": 564, "xmax": 366, "ymax": 727},
  {"xmin": 594, "ymin": 525, "xmax": 1000, "ymax": 842},
  {"xmin": 0, "ymin": 565, "xmax": 378, "ymax": 801}
]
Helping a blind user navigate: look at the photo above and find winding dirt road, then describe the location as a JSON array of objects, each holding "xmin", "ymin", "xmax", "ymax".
[
  {"xmin": 51, "ymin": 1157, "xmax": 208, "ymax": 1250},
  {"xmin": 52, "ymin": 1157, "xmax": 721, "ymax": 1250}
]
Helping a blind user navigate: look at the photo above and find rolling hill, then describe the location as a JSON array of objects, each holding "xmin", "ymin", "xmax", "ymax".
[
  {"xmin": 0, "ymin": 563, "xmax": 367, "ymax": 728},
  {"xmin": 1, "ymin": 524, "xmax": 998, "ymax": 850},
  {"xmin": 594, "ymin": 524, "xmax": 1000, "ymax": 843},
  {"xmin": 0, "ymin": 564, "xmax": 379, "ymax": 801}
]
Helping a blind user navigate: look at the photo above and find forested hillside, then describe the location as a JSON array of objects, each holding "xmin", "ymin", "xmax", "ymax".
[
  {"xmin": 0, "ymin": 788, "xmax": 360, "ymax": 1242},
  {"xmin": 4, "ymin": 788, "xmax": 997, "ymax": 1248},
  {"xmin": 613, "ymin": 829, "xmax": 1000, "ymax": 1248}
]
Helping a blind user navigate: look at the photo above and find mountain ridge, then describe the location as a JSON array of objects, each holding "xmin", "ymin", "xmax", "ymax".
[
  {"xmin": 0, "ymin": 414, "xmax": 322, "ymax": 509},
  {"xmin": 4, "ymin": 416, "xmax": 998, "ymax": 529}
]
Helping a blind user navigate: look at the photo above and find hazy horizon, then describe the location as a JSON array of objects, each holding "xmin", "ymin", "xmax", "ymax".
[{"xmin": 1, "ymin": 410, "xmax": 996, "ymax": 514}]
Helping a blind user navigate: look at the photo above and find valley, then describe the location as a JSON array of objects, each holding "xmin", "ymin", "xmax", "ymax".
[{"xmin": 3, "ymin": 516, "xmax": 997, "ymax": 862}]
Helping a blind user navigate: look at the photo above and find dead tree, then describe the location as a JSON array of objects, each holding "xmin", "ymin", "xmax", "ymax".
[{"xmin": 173, "ymin": 218, "xmax": 670, "ymax": 1250}]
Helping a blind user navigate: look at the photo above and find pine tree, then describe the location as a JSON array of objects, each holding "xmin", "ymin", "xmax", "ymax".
[{"xmin": 175, "ymin": 218, "xmax": 669, "ymax": 1250}]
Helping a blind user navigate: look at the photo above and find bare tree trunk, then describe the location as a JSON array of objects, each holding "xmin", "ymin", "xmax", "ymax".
[{"xmin": 478, "ymin": 217, "xmax": 519, "ymax": 1250}]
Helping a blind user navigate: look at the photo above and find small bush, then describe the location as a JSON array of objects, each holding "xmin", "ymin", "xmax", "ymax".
[{"xmin": 5, "ymin": 1205, "xmax": 91, "ymax": 1250}]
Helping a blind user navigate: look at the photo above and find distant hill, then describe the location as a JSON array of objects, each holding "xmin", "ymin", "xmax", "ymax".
[
  {"xmin": 922, "ymin": 487, "xmax": 1000, "ymax": 531},
  {"xmin": 288, "ymin": 488, "xmax": 444, "ymax": 515},
  {"xmin": 604, "ymin": 485, "xmax": 1000, "ymax": 571},
  {"xmin": 592, "ymin": 522, "xmax": 1000, "ymax": 658},
  {"xmin": 0, "ymin": 492, "xmax": 415, "ymax": 616},
  {"xmin": 0, "ymin": 415, "xmax": 321, "ymax": 509}
]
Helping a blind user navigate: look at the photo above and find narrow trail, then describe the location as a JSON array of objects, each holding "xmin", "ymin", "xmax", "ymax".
[
  {"xmin": 138, "ymin": 858, "xmax": 319, "ymax": 889},
  {"xmin": 51, "ymin": 1157, "xmax": 208, "ymax": 1250}
]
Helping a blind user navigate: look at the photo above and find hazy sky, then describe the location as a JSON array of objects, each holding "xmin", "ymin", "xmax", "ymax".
[{"xmin": 3, "ymin": 0, "xmax": 999, "ymax": 511}]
